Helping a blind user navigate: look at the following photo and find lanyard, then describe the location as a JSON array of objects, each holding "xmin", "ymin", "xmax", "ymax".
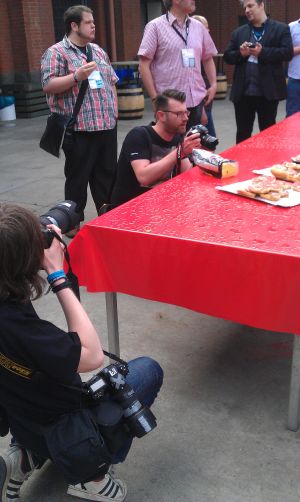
[
  {"xmin": 252, "ymin": 25, "xmax": 265, "ymax": 43},
  {"xmin": 166, "ymin": 12, "xmax": 189, "ymax": 45}
]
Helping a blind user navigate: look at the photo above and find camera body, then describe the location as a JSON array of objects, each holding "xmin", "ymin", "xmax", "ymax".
[
  {"xmin": 247, "ymin": 42, "xmax": 256, "ymax": 49},
  {"xmin": 84, "ymin": 362, "xmax": 157, "ymax": 438},
  {"xmin": 39, "ymin": 200, "xmax": 80, "ymax": 248},
  {"xmin": 187, "ymin": 124, "xmax": 219, "ymax": 151}
]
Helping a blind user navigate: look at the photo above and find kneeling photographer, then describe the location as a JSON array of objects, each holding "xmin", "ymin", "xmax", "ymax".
[
  {"xmin": 110, "ymin": 88, "xmax": 218, "ymax": 209},
  {"xmin": 0, "ymin": 202, "xmax": 163, "ymax": 502}
]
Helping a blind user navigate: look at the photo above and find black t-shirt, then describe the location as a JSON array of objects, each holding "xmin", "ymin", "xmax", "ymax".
[
  {"xmin": 111, "ymin": 125, "xmax": 180, "ymax": 206},
  {"xmin": 0, "ymin": 300, "xmax": 82, "ymax": 426}
]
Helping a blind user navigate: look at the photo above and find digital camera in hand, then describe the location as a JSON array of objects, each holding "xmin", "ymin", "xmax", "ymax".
[
  {"xmin": 247, "ymin": 42, "xmax": 256, "ymax": 48},
  {"xmin": 84, "ymin": 362, "xmax": 157, "ymax": 438},
  {"xmin": 39, "ymin": 200, "xmax": 80, "ymax": 248},
  {"xmin": 187, "ymin": 124, "xmax": 219, "ymax": 151}
]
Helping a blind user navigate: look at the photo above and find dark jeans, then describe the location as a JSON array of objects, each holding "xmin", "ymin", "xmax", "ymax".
[
  {"xmin": 234, "ymin": 95, "xmax": 279, "ymax": 144},
  {"xmin": 205, "ymin": 102, "xmax": 216, "ymax": 137},
  {"xmin": 187, "ymin": 101, "xmax": 205, "ymax": 131},
  {"xmin": 63, "ymin": 127, "xmax": 118, "ymax": 221},
  {"xmin": 10, "ymin": 357, "xmax": 163, "ymax": 469}
]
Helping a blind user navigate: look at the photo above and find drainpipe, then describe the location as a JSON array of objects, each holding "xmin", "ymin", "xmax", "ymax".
[{"xmin": 108, "ymin": 0, "xmax": 117, "ymax": 61}]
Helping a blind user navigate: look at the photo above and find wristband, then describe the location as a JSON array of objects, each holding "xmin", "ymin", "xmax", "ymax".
[
  {"xmin": 51, "ymin": 279, "xmax": 72, "ymax": 294},
  {"xmin": 47, "ymin": 270, "xmax": 66, "ymax": 284},
  {"xmin": 49, "ymin": 276, "xmax": 67, "ymax": 286},
  {"xmin": 73, "ymin": 71, "xmax": 79, "ymax": 83}
]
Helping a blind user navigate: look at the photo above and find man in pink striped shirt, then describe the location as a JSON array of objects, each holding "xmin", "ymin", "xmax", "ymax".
[{"xmin": 138, "ymin": 0, "xmax": 218, "ymax": 129}]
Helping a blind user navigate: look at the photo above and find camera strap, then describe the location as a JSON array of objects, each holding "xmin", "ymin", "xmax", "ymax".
[
  {"xmin": 67, "ymin": 44, "xmax": 93, "ymax": 129},
  {"xmin": 102, "ymin": 350, "xmax": 128, "ymax": 367}
]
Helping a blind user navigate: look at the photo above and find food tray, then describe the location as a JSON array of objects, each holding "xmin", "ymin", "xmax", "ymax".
[{"xmin": 216, "ymin": 179, "xmax": 300, "ymax": 207}]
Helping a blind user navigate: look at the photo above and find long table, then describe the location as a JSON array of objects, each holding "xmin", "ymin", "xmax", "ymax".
[{"xmin": 69, "ymin": 113, "xmax": 300, "ymax": 430}]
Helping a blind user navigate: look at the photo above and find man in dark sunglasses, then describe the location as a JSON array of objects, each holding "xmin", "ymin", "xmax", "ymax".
[{"xmin": 110, "ymin": 89, "xmax": 201, "ymax": 208}]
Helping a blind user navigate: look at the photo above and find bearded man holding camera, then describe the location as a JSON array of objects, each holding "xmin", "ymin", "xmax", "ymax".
[
  {"xmin": 111, "ymin": 89, "xmax": 209, "ymax": 208},
  {"xmin": 0, "ymin": 203, "xmax": 163, "ymax": 501}
]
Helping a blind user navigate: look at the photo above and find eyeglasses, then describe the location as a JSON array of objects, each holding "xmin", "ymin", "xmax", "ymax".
[{"xmin": 163, "ymin": 110, "xmax": 190, "ymax": 118}]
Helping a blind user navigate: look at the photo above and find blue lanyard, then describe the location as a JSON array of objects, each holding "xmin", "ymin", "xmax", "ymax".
[{"xmin": 252, "ymin": 26, "xmax": 265, "ymax": 43}]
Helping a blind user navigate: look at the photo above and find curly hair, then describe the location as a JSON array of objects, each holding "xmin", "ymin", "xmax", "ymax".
[{"xmin": 0, "ymin": 203, "xmax": 46, "ymax": 302}]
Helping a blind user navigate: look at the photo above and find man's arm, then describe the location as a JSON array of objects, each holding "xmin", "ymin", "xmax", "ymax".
[
  {"xmin": 224, "ymin": 29, "xmax": 247, "ymax": 65},
  {"xmin": 43, "ymin": 61, "xmax": 97, "ymax": 94},
  {"xmin": 138, "ymin": 56, "xmax": 157, "ymax": 101},
  {"xmin": 131, "ymin": 133, "xmax": 201, "ymax": 186},
  {"xmin": 202, "ymin": 58, "xmax": 217, "ymax": 106},
  {"xmin": 43, "ymin": 227, "xmax": 104, "ymax": 373}
]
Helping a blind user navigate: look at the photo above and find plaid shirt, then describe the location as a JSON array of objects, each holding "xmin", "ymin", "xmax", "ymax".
[
  {"xmin": 41, "ymin": 36, "xmax": 118, "ymax": 131},
  {"xmin": 138, "ymin": 13, "xmax": 217, "ymax": 108}
]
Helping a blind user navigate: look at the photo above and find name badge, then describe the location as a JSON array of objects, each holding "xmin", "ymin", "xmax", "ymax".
[
  {"xmin": 88, "ymin": 70, "xmax": 104, "ymax": 89},
  {"xmin": 181, "ymin": 48, "xmax": 195, "ymax": 68},
  {"xmin": 248, "ymin": 55, "xmax": 258, "ymax": 64}
]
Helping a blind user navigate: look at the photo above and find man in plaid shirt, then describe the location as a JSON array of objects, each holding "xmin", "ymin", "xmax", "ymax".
[{"xmin": 41, "ymin": 5, "xmax": 118, "ymax": 236}]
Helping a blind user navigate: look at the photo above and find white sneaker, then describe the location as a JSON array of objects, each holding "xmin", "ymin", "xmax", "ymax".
[
  {"xmin": 67, "ymin": 471, "xmax": 127, "ymax": 501},
  {"xmin": 0, "ymin": 444, "xmax": 37, "ymax": 501}
]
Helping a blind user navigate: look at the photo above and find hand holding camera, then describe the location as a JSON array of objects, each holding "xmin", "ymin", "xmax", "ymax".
[{"xmin": 186, "ymin": 124, "xmax": 219, "ymax": 152}]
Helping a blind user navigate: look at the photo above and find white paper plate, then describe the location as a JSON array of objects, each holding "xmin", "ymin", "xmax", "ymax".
[{"xmin": 216, "ymin": 179, "xmax": 300, "ymax": 207}]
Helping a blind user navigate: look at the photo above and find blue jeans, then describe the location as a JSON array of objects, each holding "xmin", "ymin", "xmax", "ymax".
[
  {"xmin": 286, "ymin": 77, "xmax": 300, "ymax": 117},
  {"xmin": 112, "ymin": 356, "xmax": 164, "ymax": 463}
]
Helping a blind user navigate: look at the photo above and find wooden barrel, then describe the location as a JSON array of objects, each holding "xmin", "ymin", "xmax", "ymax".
[
  {"xmin": 215, "ymin": 74, "xmax": 228, "ymax": 100},
  {"xmin": 117, "ymin": 85, "xmax": 145, "ymax": 120}
]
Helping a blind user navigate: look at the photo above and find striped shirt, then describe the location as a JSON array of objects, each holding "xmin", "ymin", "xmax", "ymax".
[
  {"xmin": 138, "ymin": 13, "xmax": 218, "ymax": 108},
  {"xmin": 41, "ymin": 36, "xmax": 118, "ymax": 131}
]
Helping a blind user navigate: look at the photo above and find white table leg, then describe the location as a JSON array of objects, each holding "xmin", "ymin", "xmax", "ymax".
[
  {"xmin": 105, "ymin": 292, "xmax": 120, "ymax": 357},
  {"xmin": 287, "ymin": 334, "xmax": 300, "ymax": 431}
]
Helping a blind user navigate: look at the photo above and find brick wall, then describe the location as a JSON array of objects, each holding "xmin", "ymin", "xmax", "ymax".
[
  {"xmin": 0, "ymin": 0, "xmax": 14, "ymax": 80},
  {"xmin": 1, "ymin": 0, "xmax": 54, "ymax": 83},
  {"xmin": 114, "ymin": 0, "xmax": 143, "ymax": 60}
]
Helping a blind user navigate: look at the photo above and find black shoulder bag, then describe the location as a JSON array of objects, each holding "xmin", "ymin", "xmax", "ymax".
[{"xmin": 39, "ymin": 44, "xmax": 92, "ymax": 158}]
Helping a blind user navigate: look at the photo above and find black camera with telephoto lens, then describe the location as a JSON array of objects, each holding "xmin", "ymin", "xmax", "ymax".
[
  {"xmin": 84, "ymin": 362, "xmax": 157, "ymax": 438},
  {"xmin": 187, "ymin": 124, "xmax": 219, "ymax": 151},
  {"xmin": 39, "ymin": 200, "xmax": 80, "ymax": 248}
]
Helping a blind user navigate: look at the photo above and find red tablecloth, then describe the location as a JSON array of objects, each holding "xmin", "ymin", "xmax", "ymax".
[{"xmin": 69, "ymin": 113, "xmax": 300, "ymax": 335}]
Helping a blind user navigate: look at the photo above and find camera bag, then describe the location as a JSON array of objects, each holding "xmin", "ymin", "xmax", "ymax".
[
  {"xmin": 39, "ymin": 44, "xmax": 92, "ymax": 158},
  {"xmin": 42, "ymin": 407, "xmax": 114, "ymax": 484}
]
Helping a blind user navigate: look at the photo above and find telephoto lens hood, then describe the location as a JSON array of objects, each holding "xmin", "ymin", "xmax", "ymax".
[{"xmin": 40, "ymin": 200, "xmax": 80, "ymax": 248}]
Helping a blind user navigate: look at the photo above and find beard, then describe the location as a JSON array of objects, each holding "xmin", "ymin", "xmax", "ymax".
[{"xmin": 77, "ymin": 28, "xmax": 95, "ymax": 42}]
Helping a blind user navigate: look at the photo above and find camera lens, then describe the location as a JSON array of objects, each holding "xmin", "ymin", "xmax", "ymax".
[
  {"xmin": 40, "ymin": 200, "xmax": 80, "ymax": 234},
  {"xmin": 201, "ymin": 134, "xmax": 219, "ymax": 151},
  {"xmin": 113, "ymin": 383, "xmax": 157, "ymax": 438}
]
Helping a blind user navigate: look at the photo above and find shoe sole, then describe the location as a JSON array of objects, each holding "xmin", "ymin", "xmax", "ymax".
[{"xmin": 67, "ymin": 478, "xmax": 127, "ymax": 501}]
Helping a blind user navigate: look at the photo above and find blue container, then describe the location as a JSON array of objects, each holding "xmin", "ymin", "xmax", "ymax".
[{"xmin": 0, "ymin": 96, "xmax": 15, "ymax": 110}]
